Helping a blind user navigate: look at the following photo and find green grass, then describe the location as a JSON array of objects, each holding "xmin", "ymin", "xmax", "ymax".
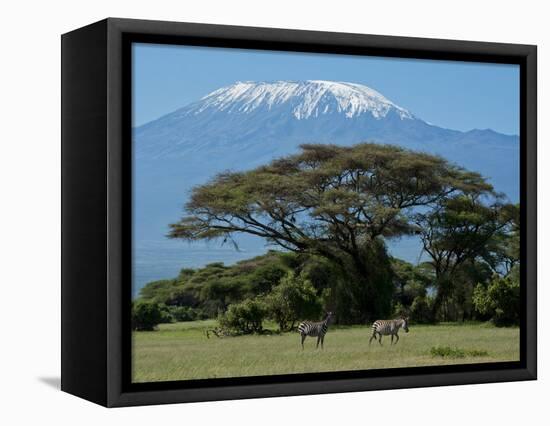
[{"xmin": 132, "ymin": 320, "xmax": 519, "ymax": 383}]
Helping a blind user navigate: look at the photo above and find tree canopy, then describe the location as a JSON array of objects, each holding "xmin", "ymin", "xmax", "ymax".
[{"xmin": 170, "ymin": 143, "xmax": 491, "ymax": 256}]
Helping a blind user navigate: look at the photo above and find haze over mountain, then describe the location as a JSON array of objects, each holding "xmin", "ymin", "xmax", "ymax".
[{"xmin": 133, "ymin": 80, "xmax": 519, "ymax": 295}]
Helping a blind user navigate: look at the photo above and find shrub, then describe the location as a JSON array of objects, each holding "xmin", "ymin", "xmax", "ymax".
[
  {"xmin": 430, "ymin": 346, "xmax": 488, "ymax": 358},
  {"xmin": 158, "ymin": 303, "xmax": 173, "ymax": 324},
  {"xmin": 431, "ymin": 346, "xmax": 465, "ymax": 358},
  {"xmin": 167, "ymin": 306, "xmax": 209, "ymax": 322},
  {"xmin": 264, "ymin": 272, "xmax": 323, "ymax": 331},
  {"xmin": 132, "ymin": 300, "xmax": 164, "ymax": 331},
  {"xmin": 168, "ymin": 306, "xmax": 196, "ymax": 322},
  {"xmin": 467, "ymin": 349, "xmax": 490, "ymax": 357},
  {"xmin": 473, "ymin": 273, "xmax": 520, "ymax": 326},
  {"xmin": 218, "ymin": 298, "xmax": 268, "ymax": 334}
]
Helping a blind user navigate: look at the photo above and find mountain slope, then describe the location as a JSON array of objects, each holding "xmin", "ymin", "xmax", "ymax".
[{"xmin": 135, "ymin": 80, "xmax": 518, "ymax": 206}]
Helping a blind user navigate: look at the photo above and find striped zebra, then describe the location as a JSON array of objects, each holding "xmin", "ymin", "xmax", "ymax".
[
  {"xmin": 298, "ymin": 312, "xmax": 333, "ymax": 349},
  {"xmin": 369, "ymin": 317, "xmax": 409, "ymax": 345}
]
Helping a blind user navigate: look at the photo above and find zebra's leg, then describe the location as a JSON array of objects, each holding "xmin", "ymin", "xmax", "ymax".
[
  {"xmin": 369, "ymin": 333, "xmax": 376, "ymax": 345},
  {"xmin": 301, "ymin": 334, "xmax": 307, "ymax": 349},
  {"xmin": 394, "ymin": 333, "xmax": 399, "ymax": 345},
  {"xmin": 379, "ymin": 334, "xmax": 383, "ymax": 345},
  {"xmin": 316, "ymin": 335, "xmax": 321, "ymax": 349},
  {"xmin": 391, "ymin": 334, "xmax": 394, "ymax": 345},
  {"xmin": 321, "ymin": 335, "xmax": 325, "ymax": 349}
]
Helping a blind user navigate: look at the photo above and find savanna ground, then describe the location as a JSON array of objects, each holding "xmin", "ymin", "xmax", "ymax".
[{"xmin": 132, "ymin": 321, "xmax": 519, "ymax": 383}]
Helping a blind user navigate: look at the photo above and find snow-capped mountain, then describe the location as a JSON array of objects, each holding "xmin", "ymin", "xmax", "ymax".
[
  {"xmin": 132, "ymin": 80, "xmax": 519, "ymax": 294},
  {"xmin": 135, "ymin": 80, "xmax": 517, "ymax": 165},
  {"xmin": 135, "ymin": 80, "xmax": 424, "ymax": 160},
  {"xmin": 186, "ymin": 80, "xmax": 414, "ymax": 120}
]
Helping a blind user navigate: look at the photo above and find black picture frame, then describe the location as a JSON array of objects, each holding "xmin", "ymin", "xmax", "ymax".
[{"xmin": 61, "ymin": 17, "xmax": 537, "ymax": 407}]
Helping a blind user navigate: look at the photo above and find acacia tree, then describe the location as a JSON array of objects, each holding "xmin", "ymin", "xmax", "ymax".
[
  {"xmin": 415, "ymin": 195, "xmax": 515, "ymax": 320},
  {"xmin": 169, "ymin": 143, "xmax": 491, "ymax": 322},
  {"xmin": 482, "ymin": 203, "xmax": 520, "ymax": 276}
]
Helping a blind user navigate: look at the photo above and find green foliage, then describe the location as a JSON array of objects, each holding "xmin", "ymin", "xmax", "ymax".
[
  {"xmin": 218, "ymin": 298, "xmax": 268, "ymax": 334},
  {"xmin": 264, "ymin": 272, "xmax": 322, "ymax": 331},
  {"xmin": 473, "ymin": 271, "xmax": 520, "ymax": 326},
  {"xmin": 158, "ymin": 304, "xmax": 174, "ymax": 324},
  {"xmin": 132, "ymin": 300, "xmax": 164, "ymax": 331},
  {"xmin": 167, "ymin": 306, "xmax": 207, "ymax": 322},
  {"xmin": 139, "ymin": 279, "xmax": 182, "ymax": 304},
  {"xmin": 297, "ymin": 255, "xmax": 336, "ymax": 293},
  {"xmin": 392, "ymin": 302, "xmax": 407, "ymax": 318},
  {"xmin": 482, "ymin": 203, "xmax": 520, "ymax": 275},
  {"xmin": 138, "ymin": 251, "xmax": 289, "ymax": 318},
  {"xmin": 392, "ymin": 258, "xmax": 432, "ymax": 308},
  {"xmin": 430, "ymin": 346, "xmax": 488, "ymax": 358},
  {"xmin": 246, "ymin": 260, "xmax": 289, "ymax": 295},
  {"xmin": 410, "ymin": 296, "xmax": 435, "ymax": 324},
  {"xmin": 404, "ymin": 281, "xmax": 428, "ymax": 303}
]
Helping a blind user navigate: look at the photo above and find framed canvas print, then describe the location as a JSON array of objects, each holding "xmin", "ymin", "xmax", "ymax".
[{"xmin": 61, "ymin": 18, "xmax": 537, "ymax": 407}]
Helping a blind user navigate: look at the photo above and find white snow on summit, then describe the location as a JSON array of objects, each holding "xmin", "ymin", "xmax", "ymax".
[{"xmin": 185, "ymin": 80, "xmax": 414, "ymax": 120}]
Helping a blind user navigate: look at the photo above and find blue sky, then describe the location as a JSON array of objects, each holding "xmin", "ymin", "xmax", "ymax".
[{"xmin": 133, "ymin": 43, "xmax": 520, "ymax": 135}]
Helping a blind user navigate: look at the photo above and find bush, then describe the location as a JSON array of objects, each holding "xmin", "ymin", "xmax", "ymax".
[
  {"xmin": 473, "ymin": 273, "xmax": 520, "ymax": 326},
  {"xmin": 167, "ymin": 306, "xmax": 208, "ymax": 322},
  {"xmin": 132, "ymin": 300, "xmax": 164, "ymax": 331},
  {"xmin": 158, "ymin": 303, "xmax": 173, "ymax": 324},
  {"xmin": 218, "ymin": 298, "xmax": 268, "ymax": 334},
  {"xmin": 168, "ymin": 306, "xmax": 195, "ymax": 322},
  {"xmin": 430, "ymin": 346, "xmax": 488, "ymax": 358},
  {"xmin": 264, "ymin": 272, "xmax": 322, "ymax": 331}
]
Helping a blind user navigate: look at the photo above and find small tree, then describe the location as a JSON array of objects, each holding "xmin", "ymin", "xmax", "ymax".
[
  {"xmin": 265, "ymin": 272, "xmax": 323, "ymax": 331},
  {"xmin": 473, "ymin": 272, "xmax": 520, "ymax": 326},
  {"xmin": 132, "ymin": 300, "xmax": 164, "ymax": 331},
  {"xmin": 218, "ymin": 298, "xmax": 268, "ymax": 334}
]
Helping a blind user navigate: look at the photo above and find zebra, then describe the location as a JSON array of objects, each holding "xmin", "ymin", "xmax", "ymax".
[
  {"xmin": 369, "ymin": 317, "xmax": 409, "ymax": 345},
  {"xmin": 298, "ymin": 312, "xmax": 333, "ymax": 349}
]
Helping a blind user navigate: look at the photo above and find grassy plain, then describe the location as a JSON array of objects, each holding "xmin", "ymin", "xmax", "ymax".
[{"xmin": 132, "ymin": 320, "xmax": 519, "ymax": 383}]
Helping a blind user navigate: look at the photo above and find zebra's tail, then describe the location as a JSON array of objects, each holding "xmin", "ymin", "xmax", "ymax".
[
  {"xmin": 369, "ymin": 321, "xmax": 378, "ymax": 345},
  {"xmin": 370, "ymin": 321, "xmax": 380, "ymax": 336}
]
